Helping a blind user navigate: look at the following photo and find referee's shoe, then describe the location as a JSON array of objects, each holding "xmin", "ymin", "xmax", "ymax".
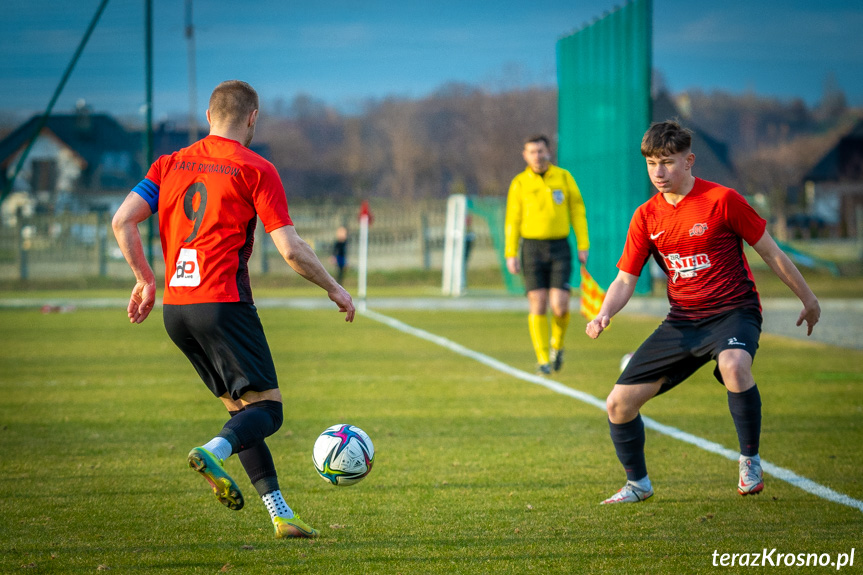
[{"xmin": 550, "ymin": 348, "xmax": 564, "ymax": 372}]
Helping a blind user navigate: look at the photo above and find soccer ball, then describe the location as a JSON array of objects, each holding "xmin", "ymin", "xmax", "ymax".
[{"xmin": 312, "ymin": 424, "xmax": 375, "ymax": 486}]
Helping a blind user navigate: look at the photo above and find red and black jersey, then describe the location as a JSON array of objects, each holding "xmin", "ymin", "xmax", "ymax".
[
  {"xmin": 617, "ymin": 178, "xmax": 767, "ymax": 320},
  {"xmin": 132, "ymin": 135, "xmax": 293, "ymax": 305}
]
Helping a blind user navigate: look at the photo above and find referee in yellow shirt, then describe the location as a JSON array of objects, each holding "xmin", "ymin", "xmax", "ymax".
[{"xmin": 505, "ymin": 134, "xmax": 589, "ymax": 374}]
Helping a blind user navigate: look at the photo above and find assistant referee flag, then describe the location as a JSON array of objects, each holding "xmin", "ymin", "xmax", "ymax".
[{"xmin": 580, "ymin": 267, "xmax": 606, "ymax": 321}]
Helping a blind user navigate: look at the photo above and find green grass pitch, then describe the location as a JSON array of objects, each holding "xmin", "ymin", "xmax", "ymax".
[{"xmin": 1, "ymin": 305, "xmax": 861, "ymax": 573}]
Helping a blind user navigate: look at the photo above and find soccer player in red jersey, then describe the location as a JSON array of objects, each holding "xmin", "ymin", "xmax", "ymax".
[
  {"xmin": 112, "ymin": 80, "xmax": 354, "ymax": 538},
  {"xmin": 586, "ymin": 121, "xmax": 820, "ymax": 504}
]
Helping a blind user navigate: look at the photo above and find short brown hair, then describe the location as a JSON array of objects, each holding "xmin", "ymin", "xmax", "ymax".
[
  {"xmin": 208, "ymin": 80, "xmax": 259, "ymax": 126},
  {"xmin": 641, "ymin": 120, "xmax": 692, "ymax": 157},
  {"xmin": 524, "ymin": 134, "xmax": 551, "ymax": 149}
]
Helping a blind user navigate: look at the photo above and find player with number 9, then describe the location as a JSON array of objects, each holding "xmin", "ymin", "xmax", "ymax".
[{"xmin": 112, "ymin": 80, "xmax": 355, "ymax": 539}]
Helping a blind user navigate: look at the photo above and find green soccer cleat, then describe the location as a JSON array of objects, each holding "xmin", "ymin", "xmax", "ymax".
[
  {"xmin": 187, "ymin": 447, "xmax": 244, "ymax": 511},
  {"xmin": 274, "ymin": 515, "xmax": 318, "ymax": 539}
]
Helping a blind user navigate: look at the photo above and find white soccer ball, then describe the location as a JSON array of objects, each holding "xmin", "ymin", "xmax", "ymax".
[
  {"xmin": 312, "ymin": 424, "xmax": 375, "ymax": 486},
  {"xmin": 620, "ymin": 352, "xmax": 634, "ymax": 373}
]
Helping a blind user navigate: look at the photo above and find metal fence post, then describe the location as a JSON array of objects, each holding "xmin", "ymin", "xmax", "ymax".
[
  {"xmin": 97, "ymin": 209, "xmax": 108, "ymax": 277},
  {"xmin": 420, "ymin": 213, "xmax": 430, "ymax": 270},
  {"xmin": 18, "ymin": 210, "xmax": 29, "ymax": 281}
]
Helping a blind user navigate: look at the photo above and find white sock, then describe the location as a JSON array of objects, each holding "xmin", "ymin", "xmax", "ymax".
[
  {"xmin": 202, "ymin": 437, "xmax": 233, "ymax": 462},
  {"xmin": 629, "ymin": 476, "xmax": 652, "ymax": 491},
  {"xmin": 262, "ymin": 490, "xmax": 294, "ymax": 521}
]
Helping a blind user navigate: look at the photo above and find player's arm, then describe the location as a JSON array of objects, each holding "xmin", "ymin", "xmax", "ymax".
[
  {"xmin": 585, "ymin": 270, "xmax": 639, "ymax": 339},
  {"xmin": 112, "ymin": 192, "xmax": 157, "ymax": 324},
  {"xmin": 270, "ymin": 224, "xmax": 355, "ymax": 322},
  {"xmin": 751, "ymin": 230, "xmax": 820, "ymax": 335}
]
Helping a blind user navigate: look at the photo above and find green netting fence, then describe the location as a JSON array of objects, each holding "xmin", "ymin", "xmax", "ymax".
[
  {"xmin": 467, "ymin": 195, "xmax": 523, "ymax": 294},
  {"xmin": 557, "ymin": 0, "xmax": 653, "ymax": 294}
]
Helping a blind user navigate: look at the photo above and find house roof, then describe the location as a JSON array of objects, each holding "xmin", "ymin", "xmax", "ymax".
[
  {"xmin": 0, "ymin": 114, "xmax": 272, "ymax": 179},
  {"xmin": 804, "ymin": 118, "xmax": 863, "ymax": 182},
  {"xmin": 0, "ymin": 112, "xmax": 138, "ymax": 170},
  {"xmin": 652, "ymin": 91, "xmax": 737, "ymax": 186}
]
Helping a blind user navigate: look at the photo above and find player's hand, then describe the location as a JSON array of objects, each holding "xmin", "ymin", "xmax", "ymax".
[
  {"xmin": 585, "ymin": 315, "xmax": 610, "ymax": 339},
  {"xmin": 578, "ymin": 250, "xmax": 589, "ymax": 265},
  {"xmin": 127, "ymin": 280, "xmax": 156, "ymax": 324},
  {"xmin": 506, "ymin": 257, "xmax": 520, "ymax": 275},
  {"xmin": 329, "ymin": 286, "xmax": 355, "ymax": 323},
  {"xmin": 796, "ymin": 298, "xmax": 821, "ymax": 336}
]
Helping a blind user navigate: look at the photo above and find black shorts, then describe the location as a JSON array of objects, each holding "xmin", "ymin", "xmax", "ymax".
[
  {"xmin": 521, "ymin": 238, "xmax": 572, "ymax": 292},
  {"xmin": 163, "ymin": 302, "xmax": 278, "ymax": 400},
  {"xmin": 618, "ymin": 307, "xmax": 762, "ymax": 395}
]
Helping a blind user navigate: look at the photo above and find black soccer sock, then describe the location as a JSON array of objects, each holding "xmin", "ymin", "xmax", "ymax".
[
  {"xmin": 728, "ymin": 385, "xmax": 762, "ymax": 457},
  {"xmin": 609, "ymin": 414, "xmax": 648, "ymax": 481},
  {"xmin": 218, "ymin": 400, "xmax": 284, "ymax": 453},
  {"xmin": 226, "ymin": 408, "xmax": 280, "ymax": 496},
  {"xmin": 240, "ymin": 445, "xmax": 280, "ymax": 496}
]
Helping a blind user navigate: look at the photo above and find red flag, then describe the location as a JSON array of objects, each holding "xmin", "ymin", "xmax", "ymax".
[{"xmin": 359, "ymin": 200, "xmax": 374, "ymax": 226}]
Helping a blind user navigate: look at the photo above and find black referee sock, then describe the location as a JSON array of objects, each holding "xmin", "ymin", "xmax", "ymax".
[
  {"xmin": 218, "ymin": 400, "xmax": 284, "ymax": 453},
  {"xmin": 609, "ymin": 414, "xmax": 648, "ymax": 481},
  {"xmin": 728, "ymin": 385, "xmax": 762, "ymax": 457}
]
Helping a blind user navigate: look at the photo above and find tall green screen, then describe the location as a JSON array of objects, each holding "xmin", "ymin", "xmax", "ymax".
[{"xmin": 557, "ymin": 0, "xmax": 653, "ymax": 293}]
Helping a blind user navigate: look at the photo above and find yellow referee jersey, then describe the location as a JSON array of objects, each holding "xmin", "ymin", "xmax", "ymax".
[{"xmin": 504, "ymin": 164, "xmax": 589, "ymax": 258}]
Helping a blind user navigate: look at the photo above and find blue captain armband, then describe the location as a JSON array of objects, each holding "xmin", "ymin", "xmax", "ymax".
[{"xmin": 132, "ymin": 178, "xmax": 159, "ymax": 213}]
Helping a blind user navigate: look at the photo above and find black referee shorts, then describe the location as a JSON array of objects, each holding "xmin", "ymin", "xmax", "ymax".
[
  {"xmin": 521, "ymin": 237, "xmax": 572, "ymax": 292},
  {"xmin": 163, "ymin": 302, "xmax": 279, "ymax": 400},
  {"xmin": 618, "ymin": 307, "xmax": 762, "ymax": 395}
]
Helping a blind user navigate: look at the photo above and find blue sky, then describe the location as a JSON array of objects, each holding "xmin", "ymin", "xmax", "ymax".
[{"xmin": 1, "ymin": 0, "xmax": 862, "ymax": 123}]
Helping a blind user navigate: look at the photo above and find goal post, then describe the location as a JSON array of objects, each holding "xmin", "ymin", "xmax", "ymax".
[
  {"xmin": 442, "ymin": 194, "xmax": 524, "ymax": 296},
  {"xmin": 442, "ymin": 194, "xmax": 468, "ymax": 296}
]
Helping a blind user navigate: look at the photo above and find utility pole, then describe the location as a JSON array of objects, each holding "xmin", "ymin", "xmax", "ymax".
[
  {"xmin": 185, "ymin": 0, "xmax": 198, "ymax": 145},
  {"xmin": 145, "ymin": 0, "xmax": 154, "ymax": 265}
]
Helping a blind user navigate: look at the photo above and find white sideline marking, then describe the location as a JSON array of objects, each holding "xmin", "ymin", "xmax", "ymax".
[{"xmin": 361, "ymin": 308, "xmax": 863, "ymax": 514}]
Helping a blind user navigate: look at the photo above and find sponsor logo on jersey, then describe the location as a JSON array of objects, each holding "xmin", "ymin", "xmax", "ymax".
[
  {"xmin": 552, "ymin": 189, "xmax": 564, "ymax": 205},
  {"xmin": 689, "ymin": 223, "xmax": 709, "ymax": 236},
  {"xmin": 650, "ymin": 230, "xmax": 665, "ymax": 240},
  {"xmin": 170, "ymin": 248, "xmax": 201, "ymax": 287},
  {"xmin": 661, "ymin": 251, "xmax": 711, "ymax": 283}
]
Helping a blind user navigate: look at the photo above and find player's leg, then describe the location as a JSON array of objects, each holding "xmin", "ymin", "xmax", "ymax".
[
  {"xmin": 226, "ymin": 405, "xmax": 317, "ymax": 538},
  {"xmin": 717, "ymin": 350, "xmax": 763, "ymax": 495},
  {"xmin": 164, "ymin": 303, "xmax": 246, "ymax": 510},
  {"xmin": 601, "ymin": 319, "xmax": 709, "ymax": 504},
  {"xmin": 548, "ymin": 239, "xmax": 573, "ymax": 372},
  {"xmin": 601, "ymin": 381, "xmax": 662, "ymax": 504},
  {"xmin": 711, "ymin": 309, "xmax": 764, "ymax": 495},
  {"xmin": 216, "ymin": 394, "xmax": 284, "ymax": 453},
  {"xmin": 190, "ymin": 324, "xmax": 283, "ymax": 513}
]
